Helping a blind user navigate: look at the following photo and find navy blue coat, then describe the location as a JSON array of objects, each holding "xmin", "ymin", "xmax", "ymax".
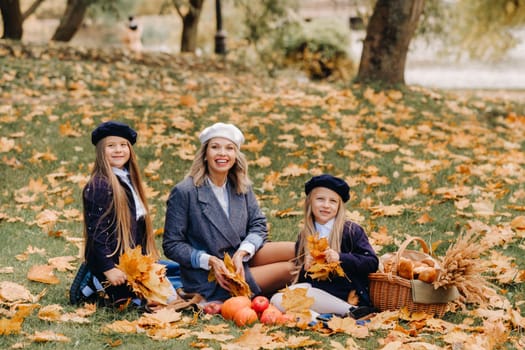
[
  {"xmin": 163, "ymin": 177, "xmax": 267, "ymax": 301},
  {"xmin": 297, "ymin": 221, "xmax": 378, "ymax": 306},
  {"xmin": 83, "ymin": 175, "xmax": 147, "ymax": 281}
]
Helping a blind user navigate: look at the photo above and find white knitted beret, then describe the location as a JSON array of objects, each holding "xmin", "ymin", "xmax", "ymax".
[{"xmin": 198, "ymin": 122, "xmax": 245, "ymax": 148}]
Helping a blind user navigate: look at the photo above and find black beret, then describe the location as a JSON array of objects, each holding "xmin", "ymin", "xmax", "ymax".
[
  {"xmin": 91, "ymin": 121, "xmax": 137, "ymax": 145},
  {"xmin": 305, "ymin": 174, "xmax": 350, "ymax": 203}
]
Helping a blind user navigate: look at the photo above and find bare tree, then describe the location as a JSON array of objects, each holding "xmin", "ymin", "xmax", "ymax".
[
  {"xmin": 52, "ymin": 0, "xmax": 91, "ymax": 42},
  {"xmin": 356, "ymin": 0, "xmax": 425, "ymax": 84},
  {"xmin": 0, "ymin": 0, "xmax": 23, "ymax": 39},
  {"xmin": 166, "ymin": 0, "xmax": 205, "ymax": 53},
  {"xmin": 22, "ymin": 0, "xmax": 47, "ymax": 21}
]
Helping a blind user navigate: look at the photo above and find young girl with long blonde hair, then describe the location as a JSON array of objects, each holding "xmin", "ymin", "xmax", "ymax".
[
  {"xmin": 271, "ymin": 174, "xmax": 379, "ymax": 320},
  {"xmin": 70, "ymin": 121, "xmax": 161, "ymax": 308}
]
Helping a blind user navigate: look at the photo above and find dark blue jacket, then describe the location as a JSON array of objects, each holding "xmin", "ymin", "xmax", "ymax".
[
  {"xmin": 83, "ymin": 175, "xmax": 147, "ymax": 281},
  {"xmin": 297, "ymin": 221, "xmax": 378, "ymax": 306}
]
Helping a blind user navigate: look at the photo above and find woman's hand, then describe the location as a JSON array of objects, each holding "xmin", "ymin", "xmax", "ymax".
[
  {"xmin": 104, "ymin": 267, "xmax": 127, "ymax": 286},
  {"xmin": 209, "ymin": 256, "xmax": 233, "ymax": 292},
  {"xmin": 324, "ymin": 248, "xmax": 340, "ymax": 263},
  {"xmin": 232, "ymin": 250, "xmax": 248, "ymax": 277}
]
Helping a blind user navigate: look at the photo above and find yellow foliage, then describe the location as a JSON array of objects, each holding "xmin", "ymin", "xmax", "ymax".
[
  {"xmin": 208, "ymin": 253, "xmax": 251, "ymax": 297},
  {"xmin": 116, "ymin": 246, "xmax": 174, "ymax": 305},
  {"xmin": 305, "ymin": 234, "xmax": 344, "ymax": 281}
]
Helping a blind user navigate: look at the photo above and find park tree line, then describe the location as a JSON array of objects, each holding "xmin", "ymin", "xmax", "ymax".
[{"xmin": 1, "ymin": 0, "xmax": 525, "ymax": 85}]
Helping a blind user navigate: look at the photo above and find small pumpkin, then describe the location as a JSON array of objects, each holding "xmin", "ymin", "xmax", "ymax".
[
  {"xmin": 221, "ymin": 296, "xmax": 251, "ymax": 320},
  {"xmin": 233, "ymin": 306, "xmax": 258, "ymax": 326}
]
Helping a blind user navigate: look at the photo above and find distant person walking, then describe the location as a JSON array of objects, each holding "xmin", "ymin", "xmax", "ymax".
[{"xmin": 123, "ymin": 16, "xmax": 142, "ymax": 52}]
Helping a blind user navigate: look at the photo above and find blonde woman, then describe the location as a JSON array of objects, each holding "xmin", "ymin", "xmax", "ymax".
[
  {"xmin": 163, "ymin": 122, "xmax": 296, "ymax": 302},
  {"xmin": 271, "ymin": 174, "xmax": 379, "ymax": 319},
  {"xmin": 70, "ymin": 121, "xmax": 162, "ymax": 308}
]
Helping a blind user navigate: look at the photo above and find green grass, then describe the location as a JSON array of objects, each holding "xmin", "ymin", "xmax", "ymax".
[{"xmin": 1, "ymin": 44, "xmax": 525, "ymax": 349}]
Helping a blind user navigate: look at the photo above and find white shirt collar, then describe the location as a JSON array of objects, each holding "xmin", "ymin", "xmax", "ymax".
[{"xmin": 314, "ymin": 218, "xmax": 334, "ymax": 239}]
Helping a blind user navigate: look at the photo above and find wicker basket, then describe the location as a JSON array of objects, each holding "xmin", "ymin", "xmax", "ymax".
[{"xmin": 368, "ymin": 237, "xmax": 450, "ymax": 317}]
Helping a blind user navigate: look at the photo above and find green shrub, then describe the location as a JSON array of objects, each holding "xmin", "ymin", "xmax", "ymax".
[{"xmin": 278, "ymin": 18, "xmax": 355, "ymax": 80}]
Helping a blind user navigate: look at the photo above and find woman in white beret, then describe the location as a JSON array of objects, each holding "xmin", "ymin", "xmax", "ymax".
[{"xmin": 163, "ymin": 123, "xmax": 296, "ymax": 302}]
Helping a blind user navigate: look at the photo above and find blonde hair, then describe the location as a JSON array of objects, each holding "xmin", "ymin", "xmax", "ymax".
[
  {"xmin": 296, "ymin": 190, "xmax": 347, "ymax": 268},
  {"xmin": 187, "ymin": 140, "xmax": 251, "ymax": 194},
  {"xmin": 84, "ymin": 138, "xmax": 159, "ymax": 260}
]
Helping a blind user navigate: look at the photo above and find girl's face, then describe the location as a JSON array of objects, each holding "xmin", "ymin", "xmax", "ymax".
[
  {"xmin": 104, "ymin": 136, "xmax": 130, "ymax": 169},
  {"xmin": 205, "ymin": 137, "xmax": 237, "ymax": 177},
  {"xmin": 310, "ymin": 187, "xmax": 341, "ymax": 224}
]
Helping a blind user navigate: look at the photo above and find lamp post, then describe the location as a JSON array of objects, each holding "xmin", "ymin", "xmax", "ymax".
[{"xmin": 214, "ymin": 0, "xmax": 227, "ymax": 54}]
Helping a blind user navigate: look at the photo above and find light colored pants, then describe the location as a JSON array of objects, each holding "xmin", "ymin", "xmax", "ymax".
[{"xmin": 270, "ymin": 282, "xmax": 355, "ymax": 320}]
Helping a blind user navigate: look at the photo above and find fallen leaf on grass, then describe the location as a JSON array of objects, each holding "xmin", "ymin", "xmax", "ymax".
[
  {"xmin": 146, "ymin": 325, "xmax": 191, "ymax": 340},
  {"xmin": 0, "ymin": 266, "xmax": 14, "ymax": 274},
  {"xmin": 27, "ymin": 265, "xmax": 60, "ymax": 284},
  {"xmin": 48, "ymin": 256, "xmax": 76, "ymax": 272},
  {"xmin": 0, "ymin": 281, "xmax": 46, "ymax": 304},
  {"xmin": 28, "ymin": 330, "xmax": 70, "ymax": 343},
  {"xmin": 103, "ymin": 320, "xmax": 138, "ymax": 334},
  {"xmin": 326, "ymin": 316, "xmax": 369, "ymax": 338},
  {"xmin": 0, "ymin": 304, "xmax": 39, "ymax": 335}
]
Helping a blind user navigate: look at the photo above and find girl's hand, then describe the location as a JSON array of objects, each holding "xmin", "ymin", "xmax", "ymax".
[
  {"xmin": 232, "ymin": 250, "xmax": 248, "ymax": 277},
  {"xmin": 324, "ymin": 248, "xmax": 340, "ymax": 263},
  {"xmin": 209, "ymin": 256, "xmax": 233, "ymax": 292},
  {"xmin": 304, "ymin": 253, "xmax": 314, "ymax": 270},
  {"xmin": 104, "ymin": 267, "xmax": 127, "ymax": 286}
]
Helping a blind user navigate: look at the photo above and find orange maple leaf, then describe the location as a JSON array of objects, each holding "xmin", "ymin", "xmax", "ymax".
[
  {"xmin": 117, "ymin": 246, "xmax": 174, "ymax": 305},
  {"xmin": 208, "ymin": 253, "xmax": 251, "ymax": 297},
  {"xmin": 305, "ymin": 234, "xmax": 345, "ymax": 281}
]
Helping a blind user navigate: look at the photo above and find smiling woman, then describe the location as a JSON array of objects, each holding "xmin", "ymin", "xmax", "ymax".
[{"xmin": 162, "ymin": 122, "xmax": 297, "ymax": 302}]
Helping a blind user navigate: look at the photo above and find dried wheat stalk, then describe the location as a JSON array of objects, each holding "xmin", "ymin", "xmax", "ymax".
[{"xmin": 434, "ymin": 230, "xmax": 499, "ymax": 307}]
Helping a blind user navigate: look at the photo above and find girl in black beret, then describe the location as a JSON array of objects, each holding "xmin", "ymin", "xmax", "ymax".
[
  {"xmin": 271, "ymin": 174, "xmax": 379, "ymax": 320},
  {"xmin": 70, "ymin": 121, "xmax": 177, "ymax": 308}
]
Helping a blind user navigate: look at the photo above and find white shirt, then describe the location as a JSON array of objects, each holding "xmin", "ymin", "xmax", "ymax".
[
  {"xmin": 198, "ymin": 177, "xmax": 255, "ymax": 270},
  {"xmin": 112, "ymin": 167, "xmax": 146, "ymax": 219},
  {"xmin": 315, "ymin": 218, "xmax": 334, "ymax": 239}
]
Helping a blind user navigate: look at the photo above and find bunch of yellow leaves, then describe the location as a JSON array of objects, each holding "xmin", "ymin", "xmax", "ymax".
[
  {"xmin": 116, "ymin": 246, "xmax": 173, "ymax": 305},
  {"xmin": 306, "ymin": 234, "xmax": 344, "ymax": 281},
  {"xmin": 208, "ymin": 253, "xmax": 251, "ymax": 297}
]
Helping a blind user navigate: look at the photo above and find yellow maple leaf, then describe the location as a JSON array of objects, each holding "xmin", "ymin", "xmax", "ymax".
[
  {"xmin": 305, "ymin": 234, "xmax": 345, "ymax": 281},
  {"xmin": 116, "ymin": 246, "xmax": 174, "ymax": 305},
  {"xmin": 280, "ymin": 287, "xmax": 314, "ymax": 322},
  {"xmin": 38, "ymin": 304, "xmax": 63, "ymax": 322},
  {"xmin": 208, "ymin": 253, "xmax": 251, "ymax": 297},
  {"xmin": 27, "ymin": 265, "xmax": 60, "ymax": 284},
  {"xmin": 29, "ymin": 330, "xmax": 71, "ymax": 343}
]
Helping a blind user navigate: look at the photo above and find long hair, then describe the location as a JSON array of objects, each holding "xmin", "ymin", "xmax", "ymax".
[
  {"xmin": 187, "ymin": 140, "xmax": 251, "ymax": 194},
  {"xmin": 83, "ymin": 138, "xmax": 159, "ymax": 260},
  {"xmin": 296, "ymin": 190, "xmax": 347, "ymax": 269}
]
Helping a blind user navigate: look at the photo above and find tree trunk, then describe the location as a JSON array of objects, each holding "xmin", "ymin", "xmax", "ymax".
[
  {"xmin": 180, "ymin": 0, "xmax": 204, "ymax": 53},
  {"xmin": 0, "ymin": 0, "xmax": 23, "ymax": 39},
  {"xmin": 51, "ymin": 0, "xmax": 89, "ymax": 42},
  {"xmin": 356, "ymin": 0, "xmax": 425, "ymax": 85},
  {"xmin": 22, "ymin": 0, "xmax": 46, "ymax": 21}
]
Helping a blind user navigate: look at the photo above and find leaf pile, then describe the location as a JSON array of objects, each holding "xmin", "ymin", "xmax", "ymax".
[
  {"xmin": 116, "ymin": 246, "xmax": 174, "ymax": 305},
  {"xmin": 305, "ymin": 233, "xmax": 344, "ymax": 280},
  {"xmin": 208, "ymin": 253, "xmax": 252, "ymax": 297}
]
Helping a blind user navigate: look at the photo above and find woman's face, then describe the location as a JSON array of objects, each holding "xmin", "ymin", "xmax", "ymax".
[
  {"xmin": 103, "ymin": 136, "xmax": 130, "ymax": 169},
  {"xmin": 205, "ymin": 137, "xmax": 237, "ymax": 177},
  {"xmin": 310, "ymin": 187, "xmax": 341, "ymax": 224}
]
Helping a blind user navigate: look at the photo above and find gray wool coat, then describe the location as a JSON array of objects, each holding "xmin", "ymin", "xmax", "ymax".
[{"xmin": 162, "ymin": 177, "xmax": 267, "ymax": 301}]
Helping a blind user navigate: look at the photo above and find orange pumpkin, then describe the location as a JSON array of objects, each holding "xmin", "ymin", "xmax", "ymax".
[
  {"xmin": 221, "ymin": 296, "xmax": 251, "ymax": 320},
  {"xmin": 233, "ymin": 306, "xmax": 258, "ymax": 326}
]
